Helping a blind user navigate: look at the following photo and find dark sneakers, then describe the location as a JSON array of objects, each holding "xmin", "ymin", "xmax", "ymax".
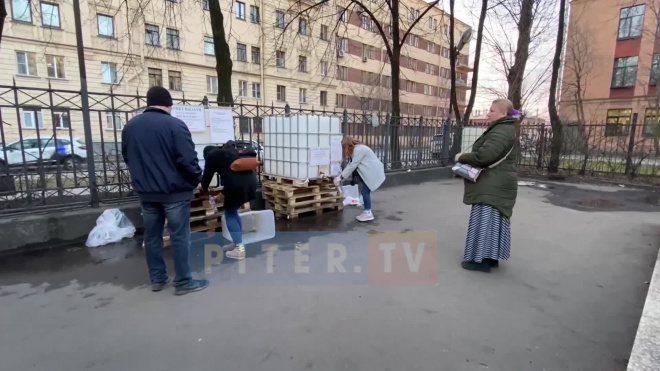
[
  {"xmin": 461, "ymin": 261, "xmax": 492, "ymax": 273},
  {"xmin": 151, "ymin": 278, "xmax": 170, "ymax": 292},
  {"xmin": 174, "ymin": 279, "xmax": 210, "ymax": 296}
]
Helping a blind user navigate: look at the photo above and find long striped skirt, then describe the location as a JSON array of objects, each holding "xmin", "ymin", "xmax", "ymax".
[{"xmin": 463, "ymin": 203, "xmax": 511, "ymax": 263}]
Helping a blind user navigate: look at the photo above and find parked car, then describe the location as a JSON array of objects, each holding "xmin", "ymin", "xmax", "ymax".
[
  {"xmin": 431, "ymin": 134, "xmax": 451, "ymax": 159},
  {"xmin": 0, "ymin": 137, "xmax": 87, "ymax": 170}
]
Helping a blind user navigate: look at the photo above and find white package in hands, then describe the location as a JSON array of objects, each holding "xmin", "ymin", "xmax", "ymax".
[{"xmin": 86, "ymin": 209, "xmax": 136, "ymax": 247}]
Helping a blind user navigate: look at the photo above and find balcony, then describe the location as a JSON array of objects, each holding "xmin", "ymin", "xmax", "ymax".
[
  {"xmin": 446, "ymin": 79, "xmax": 472, "ymax": 90},
  {"xmin": 456, "ymin": 61, "xmax": 474, "ymax": 73}
]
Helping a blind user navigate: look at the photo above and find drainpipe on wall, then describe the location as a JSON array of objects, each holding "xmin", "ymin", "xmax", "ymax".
[{"xmin": 259, "ymin": 0, "xmax": 266, "ymax": 104}]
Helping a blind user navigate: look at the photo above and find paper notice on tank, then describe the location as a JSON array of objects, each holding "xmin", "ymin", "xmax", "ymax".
[
  {"xmin": 330, "ymin": 135, "xmax": 343, "ymax": 162},
  {"xmin": 309, "ymin": 147, "xmax": 330, "ymax": 166}
]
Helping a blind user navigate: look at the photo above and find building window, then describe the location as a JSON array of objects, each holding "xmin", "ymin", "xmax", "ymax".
[
  {"xmin": 148, "ymin": 68, "xmax": 162, "ymax": 87},
  {"xmin": 166, "ymin": 28, "xmax": 180, "ymax": 50},
  {"xmin": 339, "ymin": 38, "xmax": 348, "ymax": 52},
  {"xmin": 299, "ymin": 18, "xmax": 308, "ymax": 35},
  {"xmin": 145, "ymin": 24, "xmax": 160, "ymax": 46},
  {"xmin": 424, "ymin": 84, "xmax": 431, "ymax": 95},
  {"xmin": 105, "ymin": 112, "xmax": 123, "ymax": 130},
  {"xmin": 425, "ymin": 63, "xmax": 432, "ymax": 74},
  {"xmin": 651, "ymin": 54, "xmax": 660, "ymax": 86},
  {"xmin": 52, "ymin": 110, "xmax": 70, "ymax": 129},
  {"xmin": 46, "ymin": 55, "xmax": 64, "ymax": 79},
  {"xmin": 408, "ymin": 8, "xmax": 419, "ymax": 22},
  {"xmin": 320, "ymin": 25, "xmax": 329, "ymax": 41},
  {"xmin": 428, "ymin": 16, "xmax": 437, "ymax": 30},
  {"xmin": 298, "ymin": 55, "xmax": 307, "ymax": 72},
  {"xmin": 406, "ymin": 80, "xmax": 415, "ymax": 92},
  {"xmin": 169, "ymin": 71, "xmax": 182, "ymax": 91},
  {"xmin": 361, "ymin": 15, "xmax": 373, "ymax": 32},
  {"xmin": 235, "ymin": 1, "xmax": 245, "ymax": 20},
  {"xmin": 251, "ymin": 46, "xmax": 260, "ymax": 64},
  {"xmin": 618, "ymin": 5, "xmax": 645, "ymax": 39},
  {"xmin": 276, "ymin": 50, "xmax": 285, "ymax": 68},
  {"xmin": 299, "ymin": 88, "xmax": 307, "ymax": 103},
  {"xmin": 250, "ymin": 5, "xmax": 260, "ymax": 23},
  {"xmin": 362, "ymin": 71, "xmax": 376, "ymax": 84},
  {"xmin": 382, "ymin": 75, "xmax": 391, "ymax": 89},
  {"xmin": 644, "ymin": 108, "xmax": 660, "ymax": 137},
  {"xmin": 319, "ymin": 60, "xmax": 328, "ymax": 76},
  {"xmin": 275, "ymin": 10, "xmax": 285, "ymax": 29},
  {"xmin": 12, "ymin": 0, "xmax": 32, "ymax": 22},
  {"xmin": 97, "ymin": 14, "xmax": 114, "ymax": 37},
  {"xmin": 22, "ymin": 109, "xmax": 44, "ymax": 129},
  {"xmin": 606, "ymin": 109, "xmax": 631, "ymax": 136},
  {"xmin": 204, "ymin": 36, "xmax": 214, "ymax": 55},
  {"xmin": 238, "ymin": 80, "xmax": 248, "ymax": 97},
  {"xmin": 16, "ymin": 51, "xmax": 37, "ymax": 76},
  {"xmin": 101, "ymin": 62, "xmax": 118, "ymax": 84},
  {"xmin": 252, "ymin": 82, "xmax": 261, "ymax": 99},
  {"xmin": 406, "ymin": 34, "xmax": 418, "ymax": 47},
  {"xmin": 207, "ymin": 75, "xmax": 218, "ymax": 94},
  {"xmin": 320, "ymin": 91, "xmax": 328, "ymax": 106},
  {"xmin": 611, "ymin": 56, "xmax": 638, "ymax": 88},
  {"xmin": 339, "ymin": 7, "xmax": 348, "ymax": 22},
  {"xmin": 40, "ymin": 2, "xmax": 60, "ymax": 28},
  {"xmin": 427, "ymin": 42, "xmax": 436, "ymax": 53},
  {"xmin": 236, "ymin": 43, "xmax": 247, "ymax": 62},
  {"xmin": 362, "ymin": 44, "xmax": 374, "ymax": 59},
  {"xmin": 277, "ymin": 85, "xmax": 286, "ymax": 101},
  {"xmin": 203, "ymin": 0, "xmax": 209, "ymax": 10},
  {"xmin": 441, "ymin": 47, "xmax": 450, "ymax": 58},
  {"xmin": 336, "ymin": 94, "xmax": 346, "ymax": 108},
  {"xmin": 337, "ymin": 66, "xmax": 347, "ymax": 80}
]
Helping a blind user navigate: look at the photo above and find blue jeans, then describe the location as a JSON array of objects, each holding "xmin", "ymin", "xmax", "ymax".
[
  {"xmin": 361, "ymin": 181, "xmax": 372, "ymax": 211},
  {"xmin": 224, "ymin": 206, "xmax": 243, "ymax": 244},
  {"xmin": 141, "ymin": 200, "xmax": 192, "ymax": 287}
]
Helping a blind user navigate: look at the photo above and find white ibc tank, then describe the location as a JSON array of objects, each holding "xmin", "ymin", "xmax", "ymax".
[{"xmin": 263, "ymin": 115, "xmax": 342, "ymax": 179}]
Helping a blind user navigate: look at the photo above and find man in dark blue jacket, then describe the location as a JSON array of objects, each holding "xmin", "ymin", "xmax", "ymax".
[{"xmin": 122, "ymin": 86, "xmax": 208, "ymax": 295}]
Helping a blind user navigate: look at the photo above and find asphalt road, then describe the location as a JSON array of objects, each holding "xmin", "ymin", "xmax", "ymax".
[{"xmin": 0, "ymin": 180, "xmax": 658, "ymax": 371}]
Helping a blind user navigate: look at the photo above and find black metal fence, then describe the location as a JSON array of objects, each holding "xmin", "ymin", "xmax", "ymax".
[{"xmin": 1, "ymin": 83, "xmax": 659, "ymax": 216}]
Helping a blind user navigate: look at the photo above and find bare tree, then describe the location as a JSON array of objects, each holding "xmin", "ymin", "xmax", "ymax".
[
  {"xmin": 208, "ymin": 0, "xmax": 233, "ymax": 105},
  {"xmin": 561, "ymin": 16, "xmax": 594, "ymax": 126},
  {"xmin": 547, "ymin": 0, "xmax": 566, "ymax": 173}
]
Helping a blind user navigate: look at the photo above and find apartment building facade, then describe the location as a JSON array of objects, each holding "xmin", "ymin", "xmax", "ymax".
[
  {"xmin": 559, "ymin": 0, "xmax": 660, "ymax": 139},
  {"xmin": 0, "ymin": 0, "xmax": 470, "ymax": 143}
]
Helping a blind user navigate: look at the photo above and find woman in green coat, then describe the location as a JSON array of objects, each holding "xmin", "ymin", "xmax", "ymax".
[{"xmin": 456, "ymin": 99, "xmax": 518, "ymax": 273}]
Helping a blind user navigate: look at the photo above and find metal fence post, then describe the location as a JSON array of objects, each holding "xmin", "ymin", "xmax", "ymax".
[
  {"xmin": 383, "ymin": 113, "xmax": 391, "ymax": 170},
  {"xmin": 625, "ymin": 113, "xmax": 639, "ymax": 176},
  {"xmin": 416, "ymin": 115, "xmax": 424, "ymax": 167},
  {"xmin": 537, "ymin": 123, "xmax": 546, "ymax": 169},
  {"xmin": 73, "ymin": 0, "xmax": 98, "ymax": 207},
  {"xmin": 342, "ymin": 109, "xmax": 348, "ymax": 136},
  {"xmin": 440, "ymin": 119, "xmax": 451, "ymax": 165}
]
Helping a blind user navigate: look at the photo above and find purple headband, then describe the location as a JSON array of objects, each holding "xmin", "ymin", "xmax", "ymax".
[{"xmin": 511, "ymin": 109, "xmax": 520, "ymax": 116}]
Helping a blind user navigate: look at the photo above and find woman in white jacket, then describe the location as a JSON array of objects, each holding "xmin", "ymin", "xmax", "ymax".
[{"xmin": 336, "ymin": 136, "xmax": 386, "ymax": 222}]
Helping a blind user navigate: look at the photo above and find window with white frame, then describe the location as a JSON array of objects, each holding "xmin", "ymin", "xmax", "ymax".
[
  {"xmin": 251, "ymin": 46, "xmax": 260, "ymax": 64},
  {"xmin": 276, "ymin": 50, "xmax": 285, "ymax": 68},
  {"xmin": 337, "ymin": 66, "xmax": 347, "ymax": 80},
  {"xmin": 204, "ymin": 36, "xmax": 214, "ymax": 55},
  {"xmin": 275, "ymin": 10, "xmax": 285, "ymax": 28},
  {"xmin": 299, "ymin": 18, "xmax": 308, "ymax": 35},
  {"xmin": 16, "ymin": 51, "xmax": 37, "ymax": 76},
  {"xmin": 339, "ymin": 7, "xmax": 348, "ymax": 22},
  {"xmin": 46, "ymin": 55, "xmax": 65, "ymax": 79},
  {"xmin": 277, "ymin": 85, "xmax": 286, "ymax": 101},
  {"xmin": 22, "ymin": 109, "xmax": 44, "ymax": 129},
  {"xmin": 362, "ymin": 44, "xmax": 374, "ymax": 59},
  {"xmin": 236, "ymin": 43, "xmax": 247, "ymax": 62},
  {"xmin": 40, "ymin": 2, "xmax": 60, "ymax": 28},
  {"xmin": 105, "ymin": 111, "xmax": 124, "ymax": 130},
  {"xmin": 339, "ymin": 38, "xmax": 348, "ymax": 52},
  {"xmin": 320, "ymin": 60, "xmax": 328, "ymax": 76},
  {"xmin": 252, "ymin": 82, "xmax": 261, "ymax": 98},
  {"xmin": 207, "ymin": 75, "xmax": 218, "ymax": 94},
  {"xmin": 250, "ymin": 5, "xmax": 260, "ymax": 23},
  {"xmin": 238, "ymin": 80, "xmax": 248, "ymax": 97},
  {"xmin": 299, "ymin": 88, "xmax": 307, "ymax": 103},
  {"xmin": 101, "ymin": 62, "xmax": 117, "ymax": 84},
  {"xmin": 166, "ymin": 28, "xmax": 180, "ymax": 50},
  {"xmin": 320, "ymin": 91, "xmax": 327, "ymax": 106},
  {"xmin": 169, "ymin": 70, "xmax": 182, "ymax": 91},
  {"xmin": 427, "ymin": 42, "xmax": 435, "ymax": 53},
  {"xmin": 235, "ymin": 1, "xmax": 246, "ymax": 20},
  {"xmin": 320, "ymin": 25, "xmax": 329, "ymax": 41},
  {"xmin": 424, "ymin": 84, "xmax": 431, "ymax": 95},
  {"xmin": 361, "ymin": 15, "xmax": 373, "ymax": 32},
  {"xmin": 618, "ymin": 5, "xmax": 645, "ymax": 39},
  {"xmin": 408, "ymin": 8, "xmax": 419, "ymax": 22},
  {"xmin": 97, "ymin": 14, "xmax": 114, "ymax": 37},
  {"xmin": 298, "ymin": 55, "xmax": 307, "ymax": 72},
  {"xmin": 425, "ymin": 63, "xmax": 432, "ymax": 75},
  {"xmin": 145, "ymin": 24, "xmax": 160, "ymax": 46},
  {"xmin": 336, "ymin": 93, "xmax": 346, "ymax": 108},
  {"xmin": 52, "ymin": 110, "xmax": 70, "ymax": 129},
  {"xmin": 12, "ymin": 0, "xmax": 32, "ymax": 22},
  {"xmin": 406, "ymin": 80, "xmax": 415, "ymax": 92}
]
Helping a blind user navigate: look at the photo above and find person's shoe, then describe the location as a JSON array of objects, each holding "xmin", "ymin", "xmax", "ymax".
[
  {"xmin": 151, "ymin": 278, "xmax": 170, "ymax": 292},
  {"xmin": 356, "ymin": 211, "xmax": 375, "ymax": 222},
  {"xmin": 222, "ymin": 243, "xmax": 236, "ymax": 252},
  {"xmin": 174, "ymin": 279, "xmax": 210, "ymax": 296},
  {"xmin": 484, "ymin": 258, "xmax": 499, "ymax": 268},
  {"xmin": 461, "ymin": 261, "xmax": 491, "ymax": 273},
  {"xmin": 226, "ymin": 245, "xmax": 246, "ymax": 260}
]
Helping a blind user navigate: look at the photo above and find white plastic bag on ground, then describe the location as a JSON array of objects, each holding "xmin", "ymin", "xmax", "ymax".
[
  {"xmin": 342, "ymin": 184, "xmax": 363, "ymax": 206},
  {"xmin": 86, "ymin": 209, "xmax": 136, "ymax": 247}
]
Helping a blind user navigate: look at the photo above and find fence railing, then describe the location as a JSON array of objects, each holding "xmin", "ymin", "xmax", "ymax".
[{"xmin": 1, "ymin": 83, "xmax": 658, "ymax": 216}]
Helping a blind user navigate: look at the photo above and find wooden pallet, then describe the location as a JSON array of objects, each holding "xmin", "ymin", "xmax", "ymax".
[
  {"xmin": 262, "ymin": 181, "xmax": 343, "ymax": 219},
  {"xmin": 261, "ymin": 174, "xmax": 334, "ymax": 188},
  {"xmin": 266, "ymin": 199, "xmax": 343, "ymax": 219}
]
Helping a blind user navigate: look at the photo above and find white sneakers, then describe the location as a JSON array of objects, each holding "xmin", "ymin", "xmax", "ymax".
[
  {"xmin": 226, "ymin": 244, "xmax": 246, "ymax": 260},
  {"xmin": 356, "ymin": 210, "xmax": 375, "ymax": 222}
]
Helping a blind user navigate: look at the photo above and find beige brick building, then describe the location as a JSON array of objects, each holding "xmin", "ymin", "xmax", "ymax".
[{"xmin": 0, "ymin": 0, "xmax": 471, "ymax": 144}]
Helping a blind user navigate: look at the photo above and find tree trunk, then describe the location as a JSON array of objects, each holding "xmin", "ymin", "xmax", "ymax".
[
  {"xmin": 0, "ymin": 0, "xmax": 7, "ymax": 47},
  {"xmin": 507, "ymin": 0, "xmax": 534, "ymax": 111},
  {"xmin": 209, "ymin": 0, "xmax": 233, "ymax": 106},
  {"xmin": 461, "ymin": 0, "xmax": 488, "ymax": 123},
  {"xmin": 547, "ymin": 0, "xmax": 566, "ymax": 173},
  {"xmin": 388, "ymin": 0, "xmax": 401, "ymax": 169},
  {"xmin": 448, "ymin": 0, "xmax": 462, "ymax": 159}
]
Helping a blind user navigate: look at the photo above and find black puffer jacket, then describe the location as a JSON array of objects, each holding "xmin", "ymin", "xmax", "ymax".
[{"xmin": 201, "ymin": 146, "xmax": 257, "ymax": 208}]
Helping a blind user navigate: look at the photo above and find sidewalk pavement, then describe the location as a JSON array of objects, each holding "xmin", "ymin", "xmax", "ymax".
[{"xmin": 0, "ymin": 179, "xmax": 658, "ymax": 371}]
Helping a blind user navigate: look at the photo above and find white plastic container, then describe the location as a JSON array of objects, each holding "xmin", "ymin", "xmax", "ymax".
[
  {"xmin": 222, "ymin": 209, "xmax": 276, "ymax": 245},
  {"xmin": 263, "ymin": 115, "xmax": 342, "ymax": 179}
]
